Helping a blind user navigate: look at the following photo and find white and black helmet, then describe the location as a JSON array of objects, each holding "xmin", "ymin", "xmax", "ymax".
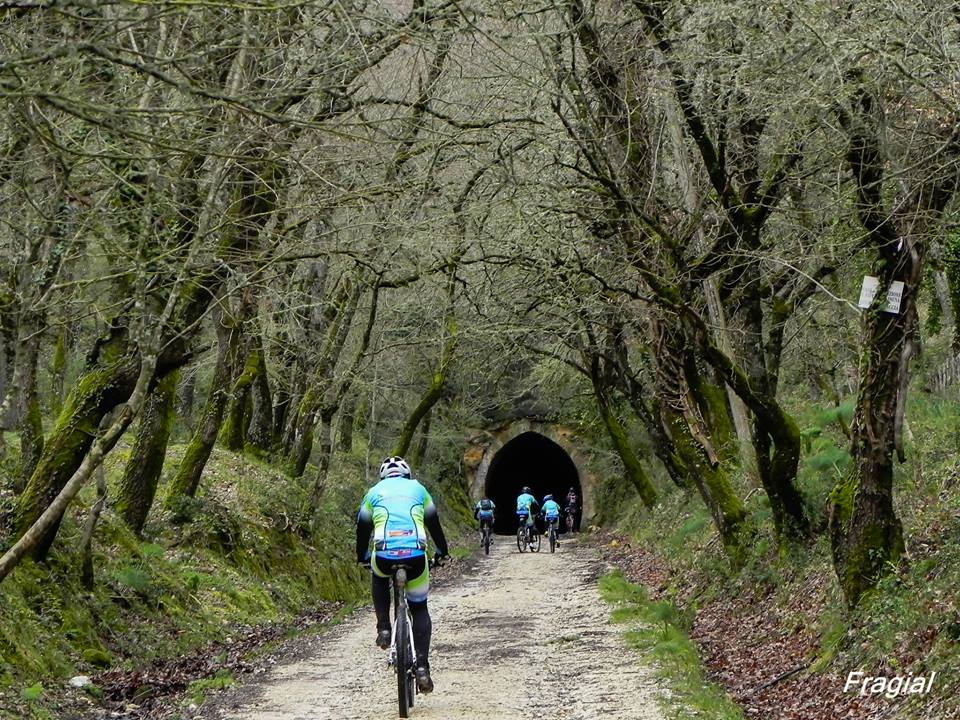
[{"xmin": 379, "ymin": 456, "xmax": 412, "ymax": 480}]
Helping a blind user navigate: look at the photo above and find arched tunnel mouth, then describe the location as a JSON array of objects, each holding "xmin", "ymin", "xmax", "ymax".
[{"xmin": 484, "ymin": 432, "xmax": 581, "ymax": 534}]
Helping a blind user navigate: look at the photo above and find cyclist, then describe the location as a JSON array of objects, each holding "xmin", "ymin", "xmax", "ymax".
[
  {"xmin": 356, "ymin": 456, "xmax": 449, "ymax": 693},
  {"xmin": 541, "ymin": 494, "xmax": 562, "ymax": 544},
  {"xmin": 516, "ymin": 486, "xmax": 539, "ymax": 539},
  {"xmin": 565, "ymin": 486, "xmax": 580, "ymax": 532},
  {"xmin": 474, "ymin": 497, "xmax": 496, "ymax": 545}
]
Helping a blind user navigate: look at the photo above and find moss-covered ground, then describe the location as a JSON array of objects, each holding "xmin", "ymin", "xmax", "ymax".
[{"xmin": 0, "ymin": 435, "xmax": 470, "ymax": 719}]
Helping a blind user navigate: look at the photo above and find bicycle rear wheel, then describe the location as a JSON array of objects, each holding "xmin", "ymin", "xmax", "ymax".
[
  {"xmin": 530, "ymin": 530, "xmax": 541, "ymax": 553},
  {"xmin": 483, "ymin": 527, "xmax": 491, "ymax": 555},
  {"xmin": 517, "ymin": 527, "xmax": 527, "ymax": 552},
  {"xmin": 396, "ymin": 607, "xmax": 411, "ymax": 717},
  {"xmin": 549, "ymin": 528, "xmax": 556, "ymax": 553}
]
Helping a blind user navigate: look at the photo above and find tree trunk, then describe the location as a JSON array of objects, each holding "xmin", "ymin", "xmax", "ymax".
[
  {"xmin": 79, "ymin": 460, "xmax": 107, "ymax": 590},
  {"xmin": 176, "ymin": 370, "xmax": 196, "ymax": 425},
  {"xmin": 410, "ymin": 407, "xmax": 431, "ymax": 468},
  {"xmin": 598, "ymin": 395, "xmax": 657, "ymax": 510},
  {"xmin": 2, "ymin": 345, "xmax": 158, "ymax": 582},
  {"xmin": 309, "ymin": 407, "xmax": 336, "ymax": 516},
  {"xmin": 16, "ymin": 332, "xmax": 45, "ymax": 492},
  {"xmin": 651, "ymin": 316, "xmax": 748, "ymax": 562},
  {"xmin": 828, "ymin": 294, "xmax": 912, "ymax": 605},
  {"xmin": 287, "ymin": 390, "xmax": 318, "ymax": 478},
  {"xmin": 246, "ymin": 338, "xmax": 273, "ymax": 452},
  {"xmin": 336, "ymin": 393, "xmax": 357, "ymax": 453},
  {"xmin": 115, "ymin": 369, "xmax": 179, "ymax": 535},
  {"xmin": 393, "ymin": 378, "xmax": 444, "ymax": 458},
  {"xmin": 49, "ymin": 324, "xmax": 68, "ymax": 416},
  {"xmin": 12, "ymin": 332, "xmax": 144, "ymax": 560},
  {"xmin": 220, "ymin": 346, "xmax": 258, "ymax": 451},
  {"xmin": 930, "ymin": 237, "xmax": 957, "ymax": 346},
  {"xmin": 164, "ymin": 316, "xmax": 242, "ymax": 505}
]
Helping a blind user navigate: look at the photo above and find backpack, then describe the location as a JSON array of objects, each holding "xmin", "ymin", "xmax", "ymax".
[{"xmin": 480, "ymin": 498, "xmax": 493, "ymax": 511}]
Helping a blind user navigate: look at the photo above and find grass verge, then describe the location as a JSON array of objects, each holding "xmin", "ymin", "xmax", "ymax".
[{"xmin": 599, "ymin": 570, "xmax": 744, "ymax": 720}]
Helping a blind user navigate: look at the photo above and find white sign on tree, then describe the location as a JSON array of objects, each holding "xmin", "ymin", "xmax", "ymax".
[{"xmin": 858, "ymin": 276, "xmax": 905, "ymax": 314}]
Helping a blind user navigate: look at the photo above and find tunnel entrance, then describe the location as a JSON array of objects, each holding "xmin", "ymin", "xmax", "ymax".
[{"xmin": 484, "ymin": 432, "xmax": 581, "ymax": 534}]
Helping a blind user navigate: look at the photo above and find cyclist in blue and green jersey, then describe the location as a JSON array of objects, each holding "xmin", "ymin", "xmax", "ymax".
[
  {"xmin": 516, "ymin": 486, "xmax": 539, "ymax": 533},
  {"xmin": 474, "ymin": 497, "xmax": 496, "ymax": 544},
  {"xmin": 356, "ymin": 456, "xmax": 449, "ymax": 693},
  {"xmin": 541, "ymin": 494, "xmax": 562, "ymax": 542}
]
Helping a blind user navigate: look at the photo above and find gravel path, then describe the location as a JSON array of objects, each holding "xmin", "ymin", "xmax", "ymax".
[{"xmin": 212, "ymin": 535, "xmax": 666, "ymax": 720}]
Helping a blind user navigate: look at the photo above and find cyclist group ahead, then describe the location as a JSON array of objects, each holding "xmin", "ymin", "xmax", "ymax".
[{"xmin": 471, "ymin": 485, "xmax": 579, "ymax": 548}]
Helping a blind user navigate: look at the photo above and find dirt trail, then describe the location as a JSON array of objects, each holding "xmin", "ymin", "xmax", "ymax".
[{"xmin": 212, "ymin": 536, "xmax": 666, "ymax": 720}]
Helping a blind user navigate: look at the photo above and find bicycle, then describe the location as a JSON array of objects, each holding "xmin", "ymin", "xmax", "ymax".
[
  {"xmin": 516, "ymin": 515, "xmax": 528, "ymax": 553},
  {"xmin": 386, "ymin": 563, "xmax": 417, "ymax": 717},
  {"xmin": 565, "ymin": 506, "xmax": 577, "ymax": 534},
  {"xmin": 516, "ymin": 513, "xmax": 540, "ymax": 552},
  {"xmin": 480, "ymin": 521, "xmax": 493, "ymax": 555},
  {"xmin": 384, "ymin": 556, "xmax": 443, "ymax": 718},
  {"xmin": 545, "ymin": 517, "xmax": 559, "ymax": 553}
]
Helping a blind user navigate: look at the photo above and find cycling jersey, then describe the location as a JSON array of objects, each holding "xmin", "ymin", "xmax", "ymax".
[
  {"xmin": 542, "ymin": 499, "xmax": 562, "ymax": 519},
  {"xmin": 516, "ymin": 492, "xmax": 537, "ymax": 512},
  {"xmin": 357, "ymin": 476, "xmax": 445, "ymax": 560}
]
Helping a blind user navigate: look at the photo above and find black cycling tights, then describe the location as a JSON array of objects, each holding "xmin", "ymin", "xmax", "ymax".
[{"xmin": 372, "ymin": 555, "xmax": 432, "ymax": 668}]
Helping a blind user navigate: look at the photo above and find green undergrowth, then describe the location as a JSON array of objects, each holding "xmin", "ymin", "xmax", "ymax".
[
  {"xmin": 599, "ymin": 571, "xmax": 744, "ymax": 720},
  {"xmin": 0, "ymin": 439, "xmax": 404, "ymax": 718},
  {"xmin": 611, "ymin": 393, "xmax": 960, "ymax": 720}
]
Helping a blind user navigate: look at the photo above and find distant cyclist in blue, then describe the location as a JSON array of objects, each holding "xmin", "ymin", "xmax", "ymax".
[
  {"xmin": 516, "ymin": 486, "xmax": 539, "ymax": 534},
  {"xmin": 356, "ymin": 456, "xmax": 449, "ymax": 693},
  {"xmin": 474, "ymin": 497, "xmax": 496, "ymax": 544},
  {"xmin": 541, "ymin": 494, "xmax": 562, "ymax": 542}
]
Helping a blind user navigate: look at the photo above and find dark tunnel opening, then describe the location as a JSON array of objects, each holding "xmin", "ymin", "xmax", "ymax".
[{"xmin": 484, "ymin": 432, "xmax": 581, "ymax": 534}]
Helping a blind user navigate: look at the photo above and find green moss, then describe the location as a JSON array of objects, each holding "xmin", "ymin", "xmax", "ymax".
[
  {"xmin": 600, "ymin": 572, "xmax": 744, "ymax": 720},
  {"xmin": 828, "ymin": 471, "xmax": 857, "ymax": 527},
  {"xmin": 186, "ymin": 669, "xmax": 234, "ymax": 704},
  {"xmin": 81, "ymin": 649, "xmax": 112, "ymax": 668}
]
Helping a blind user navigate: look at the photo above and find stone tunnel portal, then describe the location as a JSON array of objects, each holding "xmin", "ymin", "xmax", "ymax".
[{"xmin": 484, "ymin": 431, "xmax": 581, "ymax": 534}]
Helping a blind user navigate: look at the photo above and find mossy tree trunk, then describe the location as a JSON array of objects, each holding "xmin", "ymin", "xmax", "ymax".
[
  {"xmin": 16, "ymin": 331, "xmax": 45, "ymax": 492},
  {"xmin": 661, "ymin": 398, "xmax": 748, "ymax": 564},
  {"xmin": 115, "ymin": 369, "xmax": 179, "ymax": 535},
  {"xmin": 49, "ymin": 324, "xmax": 68, "ymax": 416},
  {"xmin": 12, "ymin": 330, "xmax": 145, "ymax": 559},
  {"xmin": 79, "ymin": 461, "xmax": 107, "ymax": 590},
  {"xmin": 393, "ymin": 280, "xmax": 456, "ymax": 459},
  {"xmin": 1, "ymin": 340, "xmax": 160, "ymax": 582},
  {"xmin": 246, "ymin": 337, "xmax": 273, "ymax": 452},
  {"xmin": 220, "ymin": 345, "xmax": 258, "ymax": 452},
  {"xmin": 308, "ymin": 407, "xmax": 336, "ymax": 514},
  {"xmin": 827, "ymin": 85, "xmax": 959, "ymax": 605},
  {"xmin": 596, "ymin": 391, "xmax": 658, "ymax": 510},
  {"xmin": 336, "ymin": 392, "xmax": 357, "ymax": 453},
  {"xmin": 410, "ymin": 408, "xmax": 431, "ymax": 468},
  {"xmin": 287, "ymin": 279, "xmax": 363, "ymax": 477},
  {"xmin": 650, "ymin": 316, "xmax": 749, "ymax": 562},
  {"xmin": 164, "ymin": 311, "xmax": 243, "ymax": 505}
]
